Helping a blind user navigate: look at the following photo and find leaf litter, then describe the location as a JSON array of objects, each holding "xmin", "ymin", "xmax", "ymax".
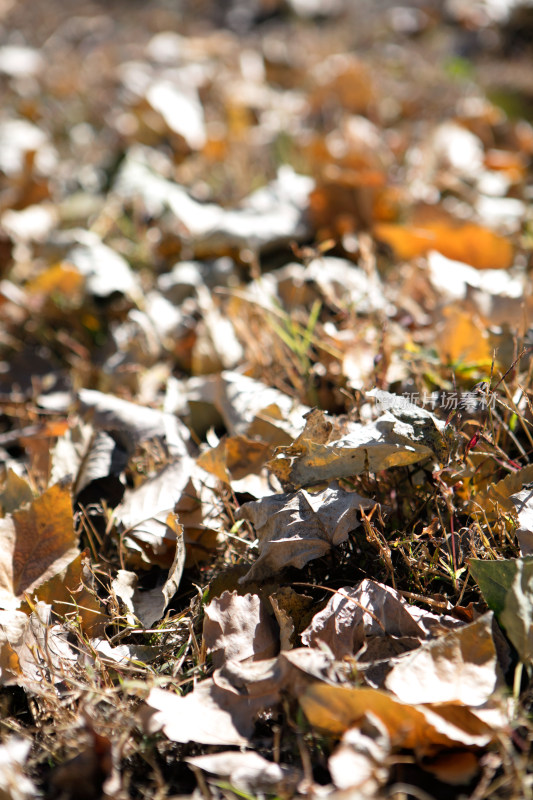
[{"xmin": 0, "ymin": 0, "xmax": 533, "ymax": 798}]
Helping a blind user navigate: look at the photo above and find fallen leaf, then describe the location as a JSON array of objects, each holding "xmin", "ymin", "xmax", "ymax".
[
  {"xmin": 0, "ymin": 738, "xmax": 37, "ymax": 800},
  {"xmin": 437, "ymin": 306, "xmax": 493, "ymax": 365},
  {"xmin": 269, "ymin": 396, "xmax": 450, "ymax": 489},
  {"xmin": 300, "ymin": 682, "xmax": 496, "ymax": 753},
  {"xmin": 0, "ymin": 482, "xmax": 79, "ymax": 609},
  {"xmin": 22, "ymin": 550, "xmax": 107, "ymax": 636},
  {"xmin": 269, "ymin": 587, "xmax": 315, "ymax": 650},
  {"xmin": 143, "ymin": 682, "xmax": 263, "ymax": 746},
  {"xmin": 203, "ymin": 591, "xmax": 278, "ymax": 667},
  {"xmin": 186, "ymin": 752, "xmax": 298, "ymax": 796},
  {"xmin": 112, "ymin": 518, "xmax": 185, "ymax": 627},
  {"xmin": 78, "ymin": 389, "xmax": 191, "ymax": 458},
  {"xmin": 385, "ymin": 613, "xmax": 501, "ymax": 706},
  {"xmin": 328, "ymin": 713, "xmax": 390, "ymax": 793},
  {"xmin": 374, "ymin": 220, "xmax": 513, "ymax": 270},
  {"xmin": 0, "ymin": 603, "xmax": 77, "ymax": 689},
  {"xmin": 237, "ymin": 482, "xmax": 374, "ymax": 582},
  {"xmin": 421, "ymin": 750, "xmax": 480, "ymax": 785},
  {"xmin": 0, "ymin": 469, "xmax": 33, "ymax": 515},
  {"xmin": 115, "ymin": 456, "xmax": 220, "ymax": 569},
  {"xmin": 301, "ymin": 580, "xmax": 425, "ymax": 659}
]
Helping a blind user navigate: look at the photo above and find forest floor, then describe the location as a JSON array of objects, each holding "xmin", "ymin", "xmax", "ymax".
[{"xmin": 0, "ymin": 0, "xmax": 533, "ymax": 798}]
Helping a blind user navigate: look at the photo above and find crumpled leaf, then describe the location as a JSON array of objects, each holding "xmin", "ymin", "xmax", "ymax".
[
  {"xmin": 0, "ymin": 603, "xmax": 77, "ymax": 689},
  {"xmin": 328, "ymin": 713, "xmax": 390, "ymax": 794},
  {"xmin": 300, "ymin": 682, "xmax": 497, "ymax": 754},
  {"xmin": 385, "ymin": 613, "xmax": 501, "ymax": 706},
  {"xmin": 236, "ymin": 482, "xmax": 374, "ymax": 582},
  {"xmin": 186, "ymin": 752, "xmax": 298, "ymax": 796},
  {"xmin": 301, "ymin": 579, "xmax": 460, "ymax": 661},
  {"xmin": 469, "ymin": 464, "xmax": 533, "ymax": 521},
  {"xmin": 115, "ymin": 458, "xmax": 192, "ymax": 567},
  {"xmin": 0, "ymin": 482, "xmax": 79, "ymax": 609},
  {"xmin": 269, "ymin": 587, "xmax": 315, "ymax": 650},
  {"xmin": 78, "ymin": 389, "xmax": 191, "ymax": 458},
  {"xmin": 197, "ymin": 434, "xmax": 272, "ymax": 486},
  {"xmin": 114, "ymin": 521, "xmax": 185, "ymax": 628},
  {"xmin": 0, "ymin": 737, "xmax": 37, "ymax": 800},
  {"xmin": 203, "ymin": 591, "xmax": 278, "ymax": 667},
  {"xmin": 0, "ymin": 469, "xmax": 33, "ymax": 515},
  {"xmin": 51, "ymin": 423, "xmax": 128, "ymax": 498},
  {"xmin": 143, "ymin": 682, "xmax": 263, "ymax": 746},
  {"xmin": 21, "ymin": 550, "xmax": 107, "ymax": 637},
  {"xmin": 269, "ymin": 394, "xmax": 451, "ymax": 489},
  {"xmin": 470, "ymin": 557, "xmax": 533, "ymax": 666}
]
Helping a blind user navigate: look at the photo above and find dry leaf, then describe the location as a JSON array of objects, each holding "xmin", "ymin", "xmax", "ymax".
[
  {"xmin": 0, "ymin": 603, "xmax": 77, "ymax": 689},
  {"xmin": 385, "ymin": 613, "xmax": 500, "ymax": 706},
  {"xmin": 112, "ymin": 520, "xmax": 185, "ymax": 627},
  {"xmin": 269, "ymin": 587, "xmax": 315, "ymax": 650},
  {"xmin": 115, "ymin": 457, "xmax": 220, "ymax": 569},
  {"xmin": 301, "ymin": 580, "xmax": 425, "ymax": 659},
  {"xmin": 143, "ymin": 682, "xmax": 263, "ymax": 746},
  {"xmin": 78, "ymin": 389, "xmax": 191, "ymax": 458},
  {"xmin": 0, "ymin": 482, "xmax": 79, "ymax": 609},
  {"xmin": 0, "ymin": 469, "xmax": 33, "ymax": 515},
  {"xmin": 300, "ymin": 682, "xmax": 496, "ymax": 753},
  {"xmin": 203, "ymin": 591, "xmax": 278, "ymax": 667},
  {"xmin": 437, "ymin": 306, "xmax": 492, "ymax": 365},
  {"xmin": 237, "ymin": 482, "xmax": 374, "ymax": 582},
  {"xmin": 0, "ymin": 738, "xmax": 37, "ymax": 800},
  {"xmin": 328, "ymin": 713, "xmax": 390, "ymax": 794},
  {"xmin": 186, "ymin": 752, "xmax": 297, "ymax": 795},
  {"xmin": 269, "ymin": 398, "xmax": 450, "ymax": 489},
  {"xmin": 374, "ymin": 220, "xmax": 513, "ymax": 270},
  {"xmin": 22, "ymin": 550, "xmax": 107, "ymax": 636}
]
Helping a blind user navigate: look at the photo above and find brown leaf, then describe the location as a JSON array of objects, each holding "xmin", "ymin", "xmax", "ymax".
[
  {"xmin": 385, "ymin": 613, "xmax": 500, "ymax": 706},
  {"xmin": 301, "ymin": 580, "xmax": 462, "ymax": 666},
  {"xmin": 268, "ymin": 399, "xmax": 450, "ymax": 489},
  {"xmin": 269, "ymin": 587, "xmax": 315, "ymax": 650},
  {"xmin": 116, "ymin": 457, "xmax": 221, "ymax": 569},
  {"xmin": 143, "ymin": 682, "xmax": 264, "ymax": 746},
  {"xmin": 0, "ymin": 482, "xmax": 79, "ymax": 609},
  {"xmin": 0, "ymin": 603, "xmax": 77, "ymax": 689},
  {"xmin": 237, "ymin": 482, "xmax": 374, "ymax": 582},
  {"xmin": 198, "ymin": 435, "xmax": 273, "ymax": 485},
  {"xmin": 203, "ymin": 591, "xmax": 279, "ymax": 668},
  {"xmin": 299, "ymin": 683, "xmax": 496, "ymax": 753},
  {"xmin": 112, "ymin": 519, "xmax": 185, "ymax": 627},
  {"xmin": 0, "ymin": 738, "xmax": 37, "ymax": 799},
  {"xmin": 437, "ymin": 306, "xmax": 492, "ymax": 365},
  {"xmin": 22, "ymin": 550, "xmax": 107, "ymax": 637},
  {"xmin": 78, "ymin": 388, "xmax": 190, "ymax": 457},
  {"xmin": 301, "ymin": 580, "xmax": 424, "ymax": 659},
  {"xmin": 0, "ymin": 469, "xmax": 33, "ymax": 516}
]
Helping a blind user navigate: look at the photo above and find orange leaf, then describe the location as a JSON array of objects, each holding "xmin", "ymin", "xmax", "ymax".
[{"xmin": 374, "ymin": 221, "xmax": 513, "ymax": 270}]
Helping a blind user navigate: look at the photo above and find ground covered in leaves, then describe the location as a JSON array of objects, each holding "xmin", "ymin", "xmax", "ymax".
[{"xmin": 1, "ymin": 0, "xmax": 533, "ymax": 797}]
